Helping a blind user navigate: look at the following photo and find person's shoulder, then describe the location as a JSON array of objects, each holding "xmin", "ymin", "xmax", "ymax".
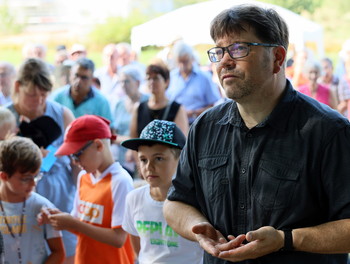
[
  {"xmin": 195, "ymin": 99, "xmax": 234, "ymax": 123},
  {"xmin": 170, "ymin": 68, "xmax": 181, "ymax": 78},
  {"xmin": 91, "ymin": 87, "xmax": 110, "ymax": 102},
  {"xmin": 109, "ymin": 162, "xmax": 133, "ymax": 182},
  {"xmin": 28, "ymin": 192, "xmax": 56, "ymax": 208},
  {"xmin": 127, "ymin": 184, "xmax": 148, "ymax": 199},
  {"xmin": 295, "ymin": 91, "xmax": 349, "ymax": 127},
  {"xmin": 51, "ymin": 84, "xmax": 70, "ymax": 97}
]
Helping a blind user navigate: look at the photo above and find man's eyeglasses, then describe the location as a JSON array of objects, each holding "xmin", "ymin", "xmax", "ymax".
[
  {"xmin": 119, "ymin": 79, "xmax": 131, "ymax": 85},
  {"xmin": 69, "ymin": 141, "xmax": 93, "ymax": 162},
  {"xmin": 207, "ymin": 42, "xmax": 279, "ymax": 63},
  {"xmin": 75, "ymin": 73, "xmax": 90, "ymax": 81},
  {"xmin": 20, "ymin": 172, "xmax": 43, "ymax": 184}
]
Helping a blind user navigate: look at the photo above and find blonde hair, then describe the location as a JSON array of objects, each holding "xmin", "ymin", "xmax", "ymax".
[
  {"xmin": 0, "ymin": 137, "xmax": 42, "ymax": 176},
  {"xmin": 0, "ymin": 107, "xmax": 15, "ymax": 127},
  {"xmin": 0, "ymin": 107, "xmax": 16, "ymax": 140}
]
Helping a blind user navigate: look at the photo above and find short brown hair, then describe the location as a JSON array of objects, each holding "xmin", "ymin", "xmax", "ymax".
[
  {"xmin": 146, "ymin": 61, "xmax": 170, "ymax": 82},
  {"xmin": 0, "ymin": 137, "xmax": 42, "ymax": 176},
  {"xmin": 16, "ymin": 58, "xmax": 53, "ymax": 92},
  {"xmin": 210, "ymin": 4, "xmax": 289, "ymax": 51}
]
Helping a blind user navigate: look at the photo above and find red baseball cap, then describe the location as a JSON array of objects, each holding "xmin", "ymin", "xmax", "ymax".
[{"xmin": 55, "ymin": 115, "xmax": 116, "ymax": 156}]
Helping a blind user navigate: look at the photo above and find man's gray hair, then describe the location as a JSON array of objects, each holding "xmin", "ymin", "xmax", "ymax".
[
  {"xmin": 75, "ymin": 57, "xmax": 95, "ymax": 73},
  {"xmin": 120, "ymin": 65, "xmax": 143, "ymax": 83},
  {"xmin": 172, "ymin": 41, "xmax": 195, "ymax": 60}
]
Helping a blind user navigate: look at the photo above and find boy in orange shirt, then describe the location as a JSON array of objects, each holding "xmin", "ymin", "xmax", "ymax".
[{"xmin": 42, "ymin": 115, "xmax": 134, "ymax": 264}]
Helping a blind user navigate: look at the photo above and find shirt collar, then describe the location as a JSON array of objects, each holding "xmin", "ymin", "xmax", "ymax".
[
  {"xmin": 217, "ymin": 80, "xmax": 296, "ymax": 131},
  {"xmin": 69, "ymin": 86, "xmax": 94, "ymax": 105},
  {"xmin": 264, "ymin": 80, "xmax": 296, "ymax": 131}
]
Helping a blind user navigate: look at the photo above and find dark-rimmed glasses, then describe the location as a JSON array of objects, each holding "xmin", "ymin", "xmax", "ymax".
[
  {"xmin": 207, "ymin": 42, "xmax": 279, "ymax": 63},
  {"xmin": 69, "ymin": 141, "xmax": 93, "ymax": 162}
]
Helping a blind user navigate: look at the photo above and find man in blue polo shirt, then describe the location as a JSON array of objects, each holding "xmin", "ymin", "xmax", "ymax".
[{"xmin": 51, "ymin": 57, "xmax": 113, "ymax": 123}]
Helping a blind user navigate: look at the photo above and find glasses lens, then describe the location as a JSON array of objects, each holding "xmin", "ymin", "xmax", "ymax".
[
  {"xmin": 70, "ymin": 154, "xmax": 79, "ymax": 162},
  {"xmin": 34, "ymin": 173, "xmax": 43, "ymax": 184},
  {"xmin": 69, "ymin": 141, "xmax": 93, "ymax": 162},
  {"xmin": 228, "ymin": 43, "xmax": 249, "ymax": 59},
  {"xmin": 208, "ymin": 48, "xmax": 223, "ymax": 62}
]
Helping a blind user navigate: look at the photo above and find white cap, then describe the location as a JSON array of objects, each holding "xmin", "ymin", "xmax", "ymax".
[{"xmin": 70, "ymin": 44, "xmax": 86, "ymax": 55}]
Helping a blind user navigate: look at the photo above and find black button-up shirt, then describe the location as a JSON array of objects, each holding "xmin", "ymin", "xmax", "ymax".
[{"xmin": 168, "ymin": 80, "xmax": 350, "ymax": 264}]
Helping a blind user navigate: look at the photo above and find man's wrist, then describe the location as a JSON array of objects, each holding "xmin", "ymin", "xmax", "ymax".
[{"xmin": 280, "ymin": 229, "xmax": 294, "ymax": 251}]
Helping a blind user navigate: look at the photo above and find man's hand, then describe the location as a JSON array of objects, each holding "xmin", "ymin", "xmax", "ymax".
[
  {"xmin": 216, "ymin": 226, "xmax": 284, "ymax": 262},
  {"xmin": 192, "ymin": 222, "xmax": 238, "ymax": 257}
]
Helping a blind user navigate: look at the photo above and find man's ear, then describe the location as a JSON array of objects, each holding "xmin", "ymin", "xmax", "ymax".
[
  {"xmin": 0, "ymin": 171, "xmax": 9, "ymax": 181},
  {"xmin": 273, "ymin": 46, "xmax": 287, "ymax": 74}
]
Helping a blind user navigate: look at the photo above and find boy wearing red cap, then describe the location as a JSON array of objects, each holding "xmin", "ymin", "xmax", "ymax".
[{"xmin": 42, "ymin": 115, "xmax": 134, "ymax": 264}]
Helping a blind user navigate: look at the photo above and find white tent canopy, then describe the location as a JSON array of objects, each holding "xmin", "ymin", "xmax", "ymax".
[{"xmin": 131, "ymin": 0, "xmax": 324, "ymax": 57}]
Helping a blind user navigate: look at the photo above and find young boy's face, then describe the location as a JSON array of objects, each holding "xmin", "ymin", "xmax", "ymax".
[
  {"xmin": 138, "ymin": 144, "xmax": 179, "ymax": 188},
  {"xmin": 3, "ymin": 169, "xmax": 41, "ymax": 200},
  {"xmin": 71, "ymin": 140, "xmax": 101, "ymax": 174}
]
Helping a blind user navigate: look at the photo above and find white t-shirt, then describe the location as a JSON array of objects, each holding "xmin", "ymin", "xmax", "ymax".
[
  {"xmin": 122, "ymin": 184, "xmax": 203, "ymax": 264},
  {"xmin": 0, "ymin": 192, "xmax": 62, "ymax": 264}
]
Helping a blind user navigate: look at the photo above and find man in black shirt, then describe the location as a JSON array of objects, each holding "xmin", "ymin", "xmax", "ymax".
[{"xmin": 164, "ymin": 4, "xmax": 350, "ymax": 264}]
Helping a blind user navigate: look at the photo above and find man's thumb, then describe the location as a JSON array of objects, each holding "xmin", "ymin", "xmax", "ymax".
[{"xmin": 246, "ymin": 231, "xmax": 258, "ymax": 242}]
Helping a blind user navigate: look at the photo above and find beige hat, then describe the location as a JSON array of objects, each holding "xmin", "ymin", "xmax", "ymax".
[{"xmin": 70, "ymin": 44, "xmax": 86, "ymax": 55}]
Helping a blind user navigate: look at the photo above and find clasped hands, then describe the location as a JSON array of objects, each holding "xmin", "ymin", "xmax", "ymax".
[{"xmin": 192, "ymin": 222, "xmax": 284, "ymax": 262}]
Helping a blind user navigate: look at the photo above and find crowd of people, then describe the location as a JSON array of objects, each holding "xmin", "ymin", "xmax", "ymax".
[{"xmin": 1, "ymin": 3, "xmax": 350, "ymax": 264}]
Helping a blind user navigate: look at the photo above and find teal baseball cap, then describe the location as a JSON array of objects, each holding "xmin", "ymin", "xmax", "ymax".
[{"xmin": 121, "ymin": 120, "xmax": 186, "ymax": 151}]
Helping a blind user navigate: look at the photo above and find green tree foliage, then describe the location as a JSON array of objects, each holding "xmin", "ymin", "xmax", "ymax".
[
  {"xmin": 305, "ymin": 0, "xmax": 350, "ymax": 54},
  {"xmin": 88, "ymin": 11, "xmax": 148, "ymax": 45},
  {"xmin": 0, "ymin": 3, "xmax": 24, "ymax": 35},
  {"xmin": 262, "ymin": 0, "xmax": 323, "ymax": 14},
  {"xmin": 173, "ymin": 0, "xmax": 208, "ymax": 9}
]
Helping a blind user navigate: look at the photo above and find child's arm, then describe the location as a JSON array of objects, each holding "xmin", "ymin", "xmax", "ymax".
[
  {"xmin": 44, "ymin": 237, "xmax": 65, "ymax": 264},
  {"xmin": 49, "ymin": 213, "xmax": 128, "ymax": 247},
  {"xmin": 130, "ymin": 234, "xmax": 140, "ymax": 258}
]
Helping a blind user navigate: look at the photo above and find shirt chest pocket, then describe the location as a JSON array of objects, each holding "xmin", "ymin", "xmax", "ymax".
[
  {"xmin": 198, "ymin": 156, "xmax": 229, "ymax": 201},
  {"xmin": 253, "ymin": 159, "xmax": 300, "ymax": 210}
]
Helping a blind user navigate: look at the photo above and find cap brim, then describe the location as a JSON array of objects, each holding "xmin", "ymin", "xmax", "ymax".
[
  {"xmin": 55, "ymin": 141, "xmax": 88, "ymax": 156},
  {"xmin": 121, "ymin": 138, "xmax": 181, "ymax": 151}
]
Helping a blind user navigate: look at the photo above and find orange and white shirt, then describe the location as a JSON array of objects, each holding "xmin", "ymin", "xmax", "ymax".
[{"xmin": 71, "ymin": 162, "xmax": 134, "ymax": 264}]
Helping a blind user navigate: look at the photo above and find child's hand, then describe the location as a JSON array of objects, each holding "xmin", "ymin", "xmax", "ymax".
[
  {"xmin": 37, "ymin": 207, "xmax": 61, "ymax": 225},
  {"xmin": 49, "ymin": 213, "xmax": 76, "ymax": 231}
]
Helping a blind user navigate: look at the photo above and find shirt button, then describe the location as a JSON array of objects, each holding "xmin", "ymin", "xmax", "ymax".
[
  {"xmin": 241, "ymin": 168, "xmax": 246, "ymax": 174},
  {"xmin": 240, "ymin": 204, "xmax": 245, "ymax": 209},
  {"xmin": 247, "ymin": 133, "xmax": 252, "ymax": 138}
]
